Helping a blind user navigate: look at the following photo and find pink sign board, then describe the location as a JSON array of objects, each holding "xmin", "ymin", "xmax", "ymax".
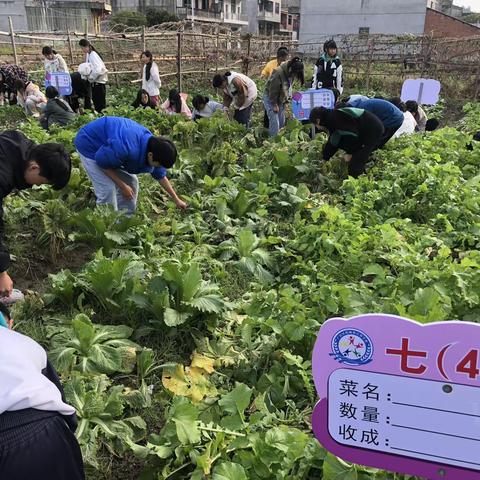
[{"xmin": 312, "ymin": 314, "xmax": 480, "ymax": 480}]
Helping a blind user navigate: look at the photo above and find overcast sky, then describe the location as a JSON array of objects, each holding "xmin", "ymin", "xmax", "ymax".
[{"xmin": 453, "ymin": 0, "xmax": 480, "ymax": 11}]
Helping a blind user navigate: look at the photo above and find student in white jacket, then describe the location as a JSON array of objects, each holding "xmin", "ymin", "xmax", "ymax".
[
  {"xmin": 0, "ymin": 304, "xmax": 85, "ymax": 479},
  {"xmin": 79, "ymin": 39, "xmax": 108, "ymax": 112},
  {"xmin": 42, "ymin": 46, "xmax": 69, "ymax": 74},
  {"xmin": 140, "ymin": 50, "xmax": 161, "ymax": 106}
]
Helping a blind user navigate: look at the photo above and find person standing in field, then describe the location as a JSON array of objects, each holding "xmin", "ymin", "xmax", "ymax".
[
  {"xmin": 0, "ymin": 304, "xmax": 85, "ymax": 480},
  {"xmin": 78, "ymin": 39, "xmax": 108, "ymax": 113},
  {"xmin": 263, "ymin": 57, "xmax": 305, "ymax": 137},
  {"xmin": 42, "ymin": 46, "xmax": 69, "ymax": 74},
  {"xmin": 309, "ymin": 106, "xmax": 384, "ymax": 178},
  {"xmin": 261, "ymin": 47, "xmax": 289, "ymax": 128},
  {"xmin": 312, "ymin": 39, "xmax": 343, "ymax": 94},
  {"xmin": 212, "ymin": 71, "xmax": 258, "ymax": 127},
  {"xmin": 140, "ymin": 51, "xmax": 161, "ymax": 107},
  {"xmin": 0, "ymin": 130, "xmax": 71, "ymax": 296},
  {"xmin": 261, "ymin": 47, "xmax": 289, "ymax": 79},
  {"xmin": 74, "ymin": 116, "xmax": 187, "ymax": 215}
]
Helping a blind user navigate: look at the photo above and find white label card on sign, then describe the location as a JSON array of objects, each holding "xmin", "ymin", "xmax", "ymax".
[{"xmin": 328, "ymin": 368, "xmax": 480, "ymax": 471}]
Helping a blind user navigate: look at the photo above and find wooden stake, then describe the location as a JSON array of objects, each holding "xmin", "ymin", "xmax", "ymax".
[
  {"xmin": 215, "ymin": 25, "xmax": 220, "ymax": 73},
  {"xmin": 176, "ymin": 28, "xmax": 183, "ymax": 92},
  {"xmin": 84, "ymin": 18, "xmax": 88, "ymax": 38},
  {"xmin": 67, "ymin": 29, "xmax": 74, "ymax": 65},
  {"xmin": 245, "ymin": 34, "xmax": 251, "ymax": 76},
  {"xmin": 141, "ymin": 25, "xmax": 146, "ymax": 52},
  {"xmin": 110, "ymin": 39, "xmax": 120, "ymax": 87},
  {"xmin": 8, "ymin": 17, "xmax": 18, "ymax": 65}
]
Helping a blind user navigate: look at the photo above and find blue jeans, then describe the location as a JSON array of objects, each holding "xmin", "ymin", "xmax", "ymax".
[
  {"xmin": 263, "ymin": 93, "xmax": 285, "ymax": 137},
  {"xmin": 79, "ymin": 153, "xmax": 139, "ymax": 215}
]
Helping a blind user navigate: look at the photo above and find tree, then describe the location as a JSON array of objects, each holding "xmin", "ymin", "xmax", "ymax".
[
  {"xmin": 145, "ymin": 7, "xmax": 178, "ymax": 27},
  {"xmin": 110, "ymin": 10, "xmax": 148, "ymax": 30}
]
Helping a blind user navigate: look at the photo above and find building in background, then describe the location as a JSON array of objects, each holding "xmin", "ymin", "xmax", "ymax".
[
  {"xmin": 300, "ymin": 0, "xmax": 428, "ymax": 41},
  {"xmin": 1, "ymin": 0, "xmax": 111, "ymax": 33},
  {"xmin": 299, "ymin": 0, "xmax": 479, "ymax": 44},
  {"xmin": 425, "ymin": 7, "xmax": 480, "ymax": 36}
]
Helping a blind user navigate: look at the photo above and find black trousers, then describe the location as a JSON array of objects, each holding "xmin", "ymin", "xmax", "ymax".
[
  {"xmin": 91, "ymin": 83, "xmax": 106, "ymax": 113},
  {"xmin": 0, "ymin": 411, "xmax": 85, "ymax": 480},
  {"xmin": 378, "ymin": 121, "xmax": 403, "ymax": 149},
  {"xmin": 233, "ymin": 104, "xmax": 253, "ymax": 127}
]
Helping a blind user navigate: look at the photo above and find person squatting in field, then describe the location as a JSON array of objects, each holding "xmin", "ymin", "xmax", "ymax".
[
  {"xmin": 309, "ymin": 106, "xmax": 384, "ymax": 178},
  {"xmin": 74, "ymin": 116, "xmax": 187, "ymax": 215},
  {"xmin": 0, "ymin": 304, "xmax": 85, "ymax": 480}
]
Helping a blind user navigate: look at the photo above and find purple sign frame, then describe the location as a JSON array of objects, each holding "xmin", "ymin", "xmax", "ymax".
[{"xmin": 312, "ymin": 314, "xmax": 480, "ymax": 480}]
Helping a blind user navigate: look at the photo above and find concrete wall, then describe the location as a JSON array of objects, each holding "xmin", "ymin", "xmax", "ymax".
[
  {"xmin": 424, "ymin": 7, "xmax": 480, "ymax": 37},
  {"xmin": 299, "ymin": 0, "xmax": 428, "ymax": 43},
  {"xmin": 110, "ymin": 0, "xmax": 176, "ymax": 13},
  {"xmin": 0, "ymin": 0, "xmax": 29, "ymax": 32}
]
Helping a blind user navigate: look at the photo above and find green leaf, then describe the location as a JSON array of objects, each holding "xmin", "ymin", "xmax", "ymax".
[
  {"xmin": 171, "ymin": 401, "xmax": 201, "ymax": 445},
  {"xmin": 164, "ymin": 307, "xmax": 192, "ymax": 326},
  {"xmin": 323, "ymin": 453, "xmax": 357, "ymax": 480},
  {"xmin": 212, "ymin": 462, "xmax": 248, "ymax": 480},
  {"xmin": 182, "ymin": 263, "xmax": 202, "ymax": 301},
  {"xmin": 218, "ymin": 383, "xmax": 252, "ymax": 419}
]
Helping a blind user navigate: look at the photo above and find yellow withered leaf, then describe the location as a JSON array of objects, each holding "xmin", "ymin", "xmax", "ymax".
[{"xmin": 191, "ymin": 352, "xmax": 215, "ymax": 374}]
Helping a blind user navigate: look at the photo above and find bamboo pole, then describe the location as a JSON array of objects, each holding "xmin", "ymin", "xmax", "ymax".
[
  {"xmin": 84, "ymin": 19, "xmax": 88, "ymax": 39},
  {"xmin": 245, "ymin": 34, "xmax": 251, "ymax": 76},
  {"xmin": 141, "ymin": 25, "xmax": 146, "ymax": 51},
  {"xmin": 8, "ymin": 17, "xmax": 18, "ymax": 65}
]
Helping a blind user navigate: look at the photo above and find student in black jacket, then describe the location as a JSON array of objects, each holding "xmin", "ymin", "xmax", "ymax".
[
  {"xmin": 309, "ymin": 106, "xmax": 384, "ymax": 178},
  {"xmin": 312, "ymin": 39, "xmax": 343, "ymax": 93},
  {"xmin": 0, "ymin": 304, "xmax": 84, "ymax": 480},
  {"xmin": 0, "ymin": 131, "xmax": 71, "ymax": 295}
]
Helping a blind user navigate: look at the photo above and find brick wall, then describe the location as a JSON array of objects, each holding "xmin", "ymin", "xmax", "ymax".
[{"xmin": 424, "ymin": 7, "xmax": 480, "ymax": 37}]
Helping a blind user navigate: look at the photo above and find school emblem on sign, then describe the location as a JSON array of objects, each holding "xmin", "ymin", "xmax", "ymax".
[{"xmin": 330, "ymin": 328, "xmax": 373, "ymax": 365}]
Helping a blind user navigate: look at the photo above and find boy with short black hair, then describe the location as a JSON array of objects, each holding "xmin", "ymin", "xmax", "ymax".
[
  {"xmin": 0, "ymin": 130, "xmax": 71, "ymax": 296},
  {"xmin": 74, "ymin": 116, "xmax": 186, "ymax": 215}
]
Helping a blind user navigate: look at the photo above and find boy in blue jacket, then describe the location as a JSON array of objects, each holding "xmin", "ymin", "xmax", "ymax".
[
  {"xmin": 74, "ymin": 116, "xmax": 186, "ymax": 215},
  {"xmin": 343, "ymin": 97, "xmax": 404, "ymax": 148}
]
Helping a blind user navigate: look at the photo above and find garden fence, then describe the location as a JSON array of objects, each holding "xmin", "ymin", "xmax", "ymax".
[{"xmin": 0, "ymin": 18, "xmax": 479, "ymax": 99}]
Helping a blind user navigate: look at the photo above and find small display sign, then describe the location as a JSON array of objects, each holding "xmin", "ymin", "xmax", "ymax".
[
  {"xmin": 45, "ymin": 72, "xmax": 72, "ymax": 96},
  {"xmin": 312, "ymin": 314, "xmax": 480, "ymax": 480},
  {"xmin": 401, "ymin": 79, "xmax": 441, "ymax": 105},
  {"xmin": 292, "ymin": 89, "xmax": 335, "ymax": 120}
]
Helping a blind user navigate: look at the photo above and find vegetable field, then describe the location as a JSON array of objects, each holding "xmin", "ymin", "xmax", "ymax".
[{"xmin": 3, "ymin": 95, "xmax": 480, "ymax": 480}]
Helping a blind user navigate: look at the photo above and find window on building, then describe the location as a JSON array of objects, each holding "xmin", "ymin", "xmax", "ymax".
[
  {"xmin": 266, "ymin": 1, "xmax": 273, "ymax": 13},
  {"xmin": 359, "ymin": 27, "xmax": 370, "ymax": 36},
  {"xmin": 288, "ymin": 14, "xmax": 292, "ymax": 25},
  {"xmin": 275, "ymin": 2, "xmax": 279, "ymax": 14},
  {"xmin": 225, "ymin": 3, "xmax": 229, "ymax": 17}
]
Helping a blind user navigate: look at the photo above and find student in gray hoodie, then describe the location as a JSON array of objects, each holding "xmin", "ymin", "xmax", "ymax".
[{"xmin": 40, "ymin": 86, "xmax": 75, "ymax": 130}]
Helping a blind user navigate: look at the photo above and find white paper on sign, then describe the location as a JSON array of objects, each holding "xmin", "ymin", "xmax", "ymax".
[
  {"xmin": 328, "ymin": 368, "xmax": 480, "ymax": 471},
  {"xmin": 301, "ymin": 94, "xmax": 312, "ymax": 109},
  {"xmin": 401, "ymin": 79, "xmax": 441, "ymax": 105}
]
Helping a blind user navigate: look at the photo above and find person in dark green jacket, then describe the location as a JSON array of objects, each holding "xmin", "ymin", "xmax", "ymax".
[
  {"xmin": 309, "ymin": 106, "xmax": 384, "ymax": 177},
  {"xmin": 40, "ymin": 86, "xmax": 75, "ymax": 130},
  {"xmin": 263, "ymin": 57, "xmax": 304, "ymax": 137}
]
